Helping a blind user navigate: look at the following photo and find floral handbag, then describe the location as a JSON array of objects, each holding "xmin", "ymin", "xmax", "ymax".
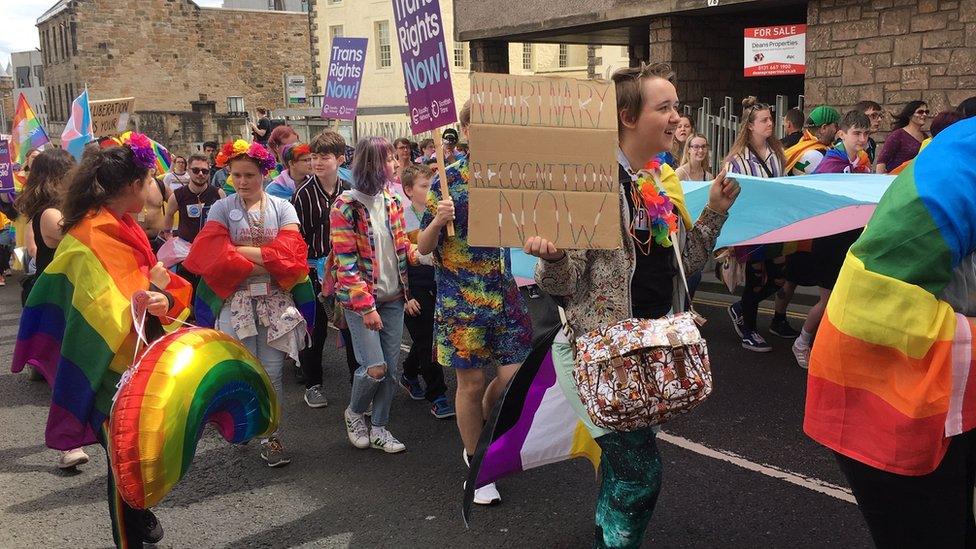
[{"xmin": 572, "ymin": 234, "xmax": 713, "ymax": 431}]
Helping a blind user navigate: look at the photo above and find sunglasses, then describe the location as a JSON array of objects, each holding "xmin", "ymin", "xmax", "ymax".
[
  {"xmin": 190, "ymin": 168, "xmax": 210, "ymax": 174},
  {"xmin": 915, "ymin": 109, "xmax": 930, "ymax": 116}
]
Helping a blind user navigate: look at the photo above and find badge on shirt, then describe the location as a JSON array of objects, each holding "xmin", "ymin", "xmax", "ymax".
[
  {"xmin": 186, "ymin": 204, "xmax": 203, "ymax": 218},
  {"xmin": 248, "ymin": 282, "xmax": 270, "ymax": 297},
  {"xmin": 229, "ymin": 209, "xmax": 244, "ymax": 222}
]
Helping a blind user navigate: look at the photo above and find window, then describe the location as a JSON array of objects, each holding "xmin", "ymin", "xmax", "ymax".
[
  {"xmin": 558, "ymin": 44, "xmax": 568, "ymax": 68},
  {"xmin": 453, "ymin": 41, "xmax": 467, "ymax": 69},
  {"xmin": 34, "ymin": 65, "xmax": 44, "ymax": 86},
  {"xmin": 522, "ymin": 43, "xmax": 532, "ymax": 70},
  {"xmin": 329, "ymin": 24, "xmax": 344, "ymax": 44},
  {"xmin": 15, "ymin": 66, "xmax": 31, "ymax": 88},
  {"xmin": 375, "ymin": 21, "xmax": 391, "ymax": 68}
]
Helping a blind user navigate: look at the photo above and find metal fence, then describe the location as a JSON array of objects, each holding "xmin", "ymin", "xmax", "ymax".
[
  {"xmin": 684, "ymin": 94, "xmax": 805, "ymax": 175},
  {"xmin": 355, "ymin": 120, "xmax": 461, "ymax": 144}
]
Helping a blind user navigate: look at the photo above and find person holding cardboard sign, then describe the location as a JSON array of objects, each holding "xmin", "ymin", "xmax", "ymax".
[
  {"xmin": 418, "ymin": 103, "xmax": 534, "ymax": 506},
  {"xmin": 525, "ymin": 63, "xmax": 739, "ymax": 549}
]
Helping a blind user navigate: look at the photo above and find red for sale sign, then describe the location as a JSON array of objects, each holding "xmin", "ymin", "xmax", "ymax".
[{"xmin": 744, "ymin": 24, "xmax": 806, "ymax": 77}]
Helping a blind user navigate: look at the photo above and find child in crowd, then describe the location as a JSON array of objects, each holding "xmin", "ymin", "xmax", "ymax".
[{"xmin": 399, "ymin": 163, "xmax": 455, "ymax": 419}]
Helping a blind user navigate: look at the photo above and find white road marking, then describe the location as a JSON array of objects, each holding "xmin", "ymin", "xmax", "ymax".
[{"xmin": 658, "ymin": 431, "xmax": 856, "ymax": 504}]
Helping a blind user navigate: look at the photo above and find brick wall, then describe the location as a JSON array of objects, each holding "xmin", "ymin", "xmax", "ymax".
[
  {"xmin": 805, "ymin": 0, "xmax": 975, "ymax": 121},
  {"xmin": 39, "ymin": 0, "xmax": 312, "ymax": 119}
]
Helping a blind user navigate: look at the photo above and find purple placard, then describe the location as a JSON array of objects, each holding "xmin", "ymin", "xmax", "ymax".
[
  {"xmin": 321, "ymin": 37, "xmax": 368, "ymax": 121},
  {"xmin": 392, "ymin": 0, "xmax": 458, "ymax": 134},
  {"xmin": 0, "ymin": 140, "xmax": 13, "ymax": 193}
]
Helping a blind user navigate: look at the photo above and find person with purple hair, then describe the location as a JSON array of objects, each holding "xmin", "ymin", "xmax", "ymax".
[{"xmin": 330, "ymin": 136, "xmax": 416, "ymax": 454}]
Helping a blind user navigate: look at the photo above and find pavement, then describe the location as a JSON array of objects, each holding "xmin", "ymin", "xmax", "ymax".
[{"xmin": 0, "ymin": 272, "xmax": 873, "ymax": 548}]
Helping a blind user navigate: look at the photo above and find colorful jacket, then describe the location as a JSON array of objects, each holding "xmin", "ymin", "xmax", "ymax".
[{"xmin": 329, "ymin": 188, "xmax": 416, "ymax": 314}]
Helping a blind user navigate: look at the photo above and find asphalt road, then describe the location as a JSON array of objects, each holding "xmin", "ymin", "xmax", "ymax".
[{"xmin": 0, "ymin": 273, "xmax": 873, "ymax": 548}]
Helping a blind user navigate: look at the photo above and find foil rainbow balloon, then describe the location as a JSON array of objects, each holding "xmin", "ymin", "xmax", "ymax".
[{"xmin": 109, "ymin": 328, "xmax": 279, "ymax": 509}]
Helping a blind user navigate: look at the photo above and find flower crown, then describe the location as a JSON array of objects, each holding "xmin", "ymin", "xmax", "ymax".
[
  {"xmin": 120, "ymin": 132, "xmax": 157, "ymax": 172},
  {"xmin": 216, "ymin": 139, "xmax": 276, "ymax": 175}
]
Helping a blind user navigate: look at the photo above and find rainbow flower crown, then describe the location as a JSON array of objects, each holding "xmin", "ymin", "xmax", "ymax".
[{"xmin": 216, "ymin": 140, "xmax": 276, "ymax": 175}]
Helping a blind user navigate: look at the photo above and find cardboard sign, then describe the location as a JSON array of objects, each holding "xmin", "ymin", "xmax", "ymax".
[
  {"xmin": 322, "ymin": 37, "xmax": 367, "ymax": 121},
  {"xmin": 744, "ymin": 24, "xmax": 806, "ymax": 77},
  {"xmin": 0, "ymin": 140, "xmax": 13, "ymax": 192},
  {"xmin": 467, "ymin": 73, "xmax": 621, "ymax": 249},
  {"xmin": 392, "ymin": 0, "xmax": 457, "ymax": 134},
  {"xmin": 89, "ymin": 97, "xmax": 134, "ymax": 137}
]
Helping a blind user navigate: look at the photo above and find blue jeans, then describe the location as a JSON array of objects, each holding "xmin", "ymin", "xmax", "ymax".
[{"xmin": 344, "ymin": 298, "xmax": 405, "ymax": 427}]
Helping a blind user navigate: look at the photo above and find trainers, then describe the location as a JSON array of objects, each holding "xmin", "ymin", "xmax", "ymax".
[
  {"xmin": 793, "ymin": 338, "xmax": 812, "ymax": 369},
  {"xmin": 142, "ymin": 509, "xmax": 164, "ymax": 544},
  {"xmin": 260, "ymin": 437, "xmax": 291, "ymax": 467},
  {"xmin": 462, "ymin": 451, "xmax": 503, "ymax": 505},
  {"xmin": 430, "ymin": 396, "xmax": 456, "ymax": 419},
  {"xmin": 769, "ymin": 317, "xmax": 801, "ymax": 339},
  {"xmin": 344, "ymin": 407, "xmax": 370, "ymax": 449},
  {"xmin": 303, "ymin": 385, "xmax": 328, "ymax": 408},
  {"xmin": 728, "ymin": 302, "xmax": 745, "ymax": 337},
  {"xmin": 741, "ymin": 331, "xmax": 773, "ymax": 353},
  {"xmin": 57, "ymin": 448, "xmax": 90, "ymax": 469},
  {"xmin": 370, "ymin": 426, "xmax": 406, "ymax": 453},
  {"xmin": 398, "ymin": 374, "xmax": 426, "ymax": 401}
]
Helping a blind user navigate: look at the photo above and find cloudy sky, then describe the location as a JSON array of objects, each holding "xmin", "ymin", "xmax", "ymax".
[{"xmin": 1, "ymin": 0, "xmax": 224, "ymax": 65}]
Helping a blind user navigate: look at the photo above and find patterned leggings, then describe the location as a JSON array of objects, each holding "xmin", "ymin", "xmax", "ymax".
[{"xmin": 594, "ymin": 427, "xmax": 663, "ymax": 549}]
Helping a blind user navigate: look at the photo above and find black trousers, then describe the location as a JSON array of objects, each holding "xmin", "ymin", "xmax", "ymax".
[
  {"xmin": 835, "ymin": 430, "xmax": 976, "ymax": 549},
  {"xmin": 739, "ymin": 257, "xmax": 785, "ymax": 331},
  {"xmin": 299, "ymin": 267, "xmax": 360, "ymax": 387},
  {"xmin": 402, "ymin": 286, "xmax": 447, "ymax": 402}
]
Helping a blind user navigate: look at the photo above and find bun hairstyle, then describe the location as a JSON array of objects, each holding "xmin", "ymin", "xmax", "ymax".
[
  {"xmin": 724, "ymin": 96, "xmax": 785, "ymax": 170},
  {"xmin": 61, "ymin": 146, "xmax": 151, "ymax": 233}
]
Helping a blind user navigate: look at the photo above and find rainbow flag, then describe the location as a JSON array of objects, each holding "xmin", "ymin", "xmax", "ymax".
[
  {"xmin": 804, "ymin": 117, "xmax": 976, "ymax": 476},
  {"xmin": 11, "ymin": 209, "xmax": 191, "ymax": 450},
  {"xmin": 11, "ymin": 93, "xmax": 50, "ymax": 164}
]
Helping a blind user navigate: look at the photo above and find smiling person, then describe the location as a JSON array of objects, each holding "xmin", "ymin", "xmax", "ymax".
[
  {"xmin": 674, "ymin": 133, "xmax": 713, "ymax": 181},
  {"xmin": 665, "ymin": 114, "xmax": 695, "ymax": 168},
  {"xmin": 184, "ymin": 140, "xmax": 310, "ymax": 468},
  {"xmin": 524, "ymin": 63, "xmax": 739, "ymax": 548},
  {"xmin": 877, "ymin": 100, "xmax": 930, "ymax": 174},
  {"xmin": 162, "ymin": 155, "xmax": 189, "ymax": 191},
  {"xmin": 13, "ymin": 135, "xmax": 193, "ymax": 548}
]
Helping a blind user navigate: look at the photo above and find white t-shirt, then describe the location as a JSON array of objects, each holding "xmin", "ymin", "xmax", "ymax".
[{"xmin": 207, "ymin": 194, "xmax": 300, "ymax": 289}]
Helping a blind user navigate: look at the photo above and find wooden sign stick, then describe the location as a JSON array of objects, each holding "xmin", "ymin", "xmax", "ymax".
[{"xmin": 432, "ymin": 130, "xmax": 456, "ymax": 236}]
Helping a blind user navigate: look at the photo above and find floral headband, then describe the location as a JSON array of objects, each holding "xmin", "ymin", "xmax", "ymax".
[
  {"xmin": 118, "ymin": 132, "xmax": 157, "ymax": 172},
  {"xmin": 216, "ymin": 139, "xmax": 276, "ymax": 175}
]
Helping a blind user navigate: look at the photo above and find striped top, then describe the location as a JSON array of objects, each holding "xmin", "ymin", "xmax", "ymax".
[
  {"xmin": 292, "ymin": 175, "xmax": 350, "ymax": 258},
  {"xmin": 725, "ymin": 145, "xmax": 784, "ymax": 178}
]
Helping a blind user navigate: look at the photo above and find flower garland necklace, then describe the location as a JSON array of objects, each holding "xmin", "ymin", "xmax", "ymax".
[{"xmin": 629, "ymin": 158, "xmax": 679, "ymax": 253}]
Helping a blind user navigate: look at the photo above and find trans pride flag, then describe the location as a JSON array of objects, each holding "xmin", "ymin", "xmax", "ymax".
[
  {"xmin": 805, "ymin": 117, "xmax": 976, "ymax": 476},
  {"xmin": 62, "ymin": 89, "xmax": 93, "ymax": 161},
  {"xmin": 11, "ymin": 93, "xmax": 50, "ymax": 164}
]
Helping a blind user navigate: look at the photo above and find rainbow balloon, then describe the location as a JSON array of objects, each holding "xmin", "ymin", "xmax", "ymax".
[{"xmin": 109, "ymin": 328, "xmax": 279, "ymax": 509}]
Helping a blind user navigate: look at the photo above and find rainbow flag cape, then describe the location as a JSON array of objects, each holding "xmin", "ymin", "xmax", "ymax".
[
  {"xmin": 804, "ymin": 117, "xmax": 976, "ymax": 476},
  {"xmin": 11, "ymin": 209, "xmax": 191, "ymax": 450},
  {"xmin": 11, "ymin": 93, "xmax": 50, "ymax": 164},
  {"xmin": 784, "ymin": 130, "xmax": 828, "ymax": 174}
]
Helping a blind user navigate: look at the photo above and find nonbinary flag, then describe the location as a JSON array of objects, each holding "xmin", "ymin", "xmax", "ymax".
[
  {"xmin": 61, "ymin": 89, "xmax": 93, "ymax": 161},
  {"xmin": 11, "ymin": 93, "xmax": 50, "ymax": 164}
]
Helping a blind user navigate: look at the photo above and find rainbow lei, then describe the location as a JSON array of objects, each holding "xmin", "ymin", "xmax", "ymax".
[
  {"xmin": 215, "ymin": 139, "xmax": 277, "ymax": 175},
  {"xmin": 631, "ymin": 158, "xmax": 679, "ymax": 250}
]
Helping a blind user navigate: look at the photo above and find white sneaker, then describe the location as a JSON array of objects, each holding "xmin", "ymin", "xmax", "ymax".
[
  {"xmin": 344, "ymin": 407, "xmax": 370, "ymax": 449},
  {"xmin": 58, "ymin": 448, "xmax": 90, "ymax": 469},
  {"xmin": 369, "ymin": 427, "xmax": 406, "ymax": 453},
  {"xmin": 462, "ymin": 449, "xmax": 502, "ymax": 505},
  {"xmin": 792, "ymin": 338, "xmax": 812, "ymax": 370}
]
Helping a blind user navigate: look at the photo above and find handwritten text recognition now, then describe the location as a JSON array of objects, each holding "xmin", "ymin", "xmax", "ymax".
[{"xmin": 468, "ymin": 73, "xmax": 622, "ymax": 250}]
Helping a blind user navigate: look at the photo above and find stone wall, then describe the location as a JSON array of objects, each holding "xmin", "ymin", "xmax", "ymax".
[
  {"xmin": 39, "ymin": 0, "xmax": 312, "ymax": 120},
  {"xmin": 133, "ymin": 110, "xmax": 248, "ymax": 158},
  {"xmin": 805, "ymin": 0, "xmax": 975, "ymax": 121}
]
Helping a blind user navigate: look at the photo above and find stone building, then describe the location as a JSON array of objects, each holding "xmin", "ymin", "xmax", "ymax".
[
  {"xmin": 453, "ymin": 0, "xmax": 975, "ymax": 136},
  {"xmin": 11, "ymin": 50, "xmax": 49, "ymax": 129},
  {"xmin": 36, "ymin": 0, "xmax": 313, "ymax": 138}
]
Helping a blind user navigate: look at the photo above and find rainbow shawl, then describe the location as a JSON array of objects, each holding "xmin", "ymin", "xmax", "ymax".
[
  {"xmin": 804, "ymin": 117, "xmax": 976, "ymax": 476},
  {"xmin": 184, "ymin": 221, "xmax": 315, "ymax": 333},
  {"xmin": 12, "ymin": 209, "xmax": 191, "ymax": 450}
]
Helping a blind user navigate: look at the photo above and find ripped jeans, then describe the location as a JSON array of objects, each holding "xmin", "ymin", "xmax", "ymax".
[{"xmin": 343, "ymin": 298, "xmax": 405, "ymax": 427}]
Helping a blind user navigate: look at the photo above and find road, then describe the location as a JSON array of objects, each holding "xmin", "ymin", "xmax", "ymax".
[{"xmin": 0, "ymin": 273, "xmax": 872, "ymax": 548}]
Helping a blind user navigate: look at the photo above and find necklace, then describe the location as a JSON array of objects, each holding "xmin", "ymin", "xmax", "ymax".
[
  {"xmin": 629, "ymin": 159, "xmax": 678, "ymax": 254},
  {"xmin": 239, "ymin": 193, "xmax": 266, "ymax": 246}
]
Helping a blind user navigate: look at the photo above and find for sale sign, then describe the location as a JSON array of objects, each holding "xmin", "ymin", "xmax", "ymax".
[{"xmin": 744, "ymin": 24, "xmax": 806, "ymax": 77}]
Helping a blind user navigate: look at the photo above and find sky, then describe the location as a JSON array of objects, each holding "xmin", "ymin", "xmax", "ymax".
[{"xmin": 1, "ymin": 0, "xmax": 224, "ymax": 66}]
